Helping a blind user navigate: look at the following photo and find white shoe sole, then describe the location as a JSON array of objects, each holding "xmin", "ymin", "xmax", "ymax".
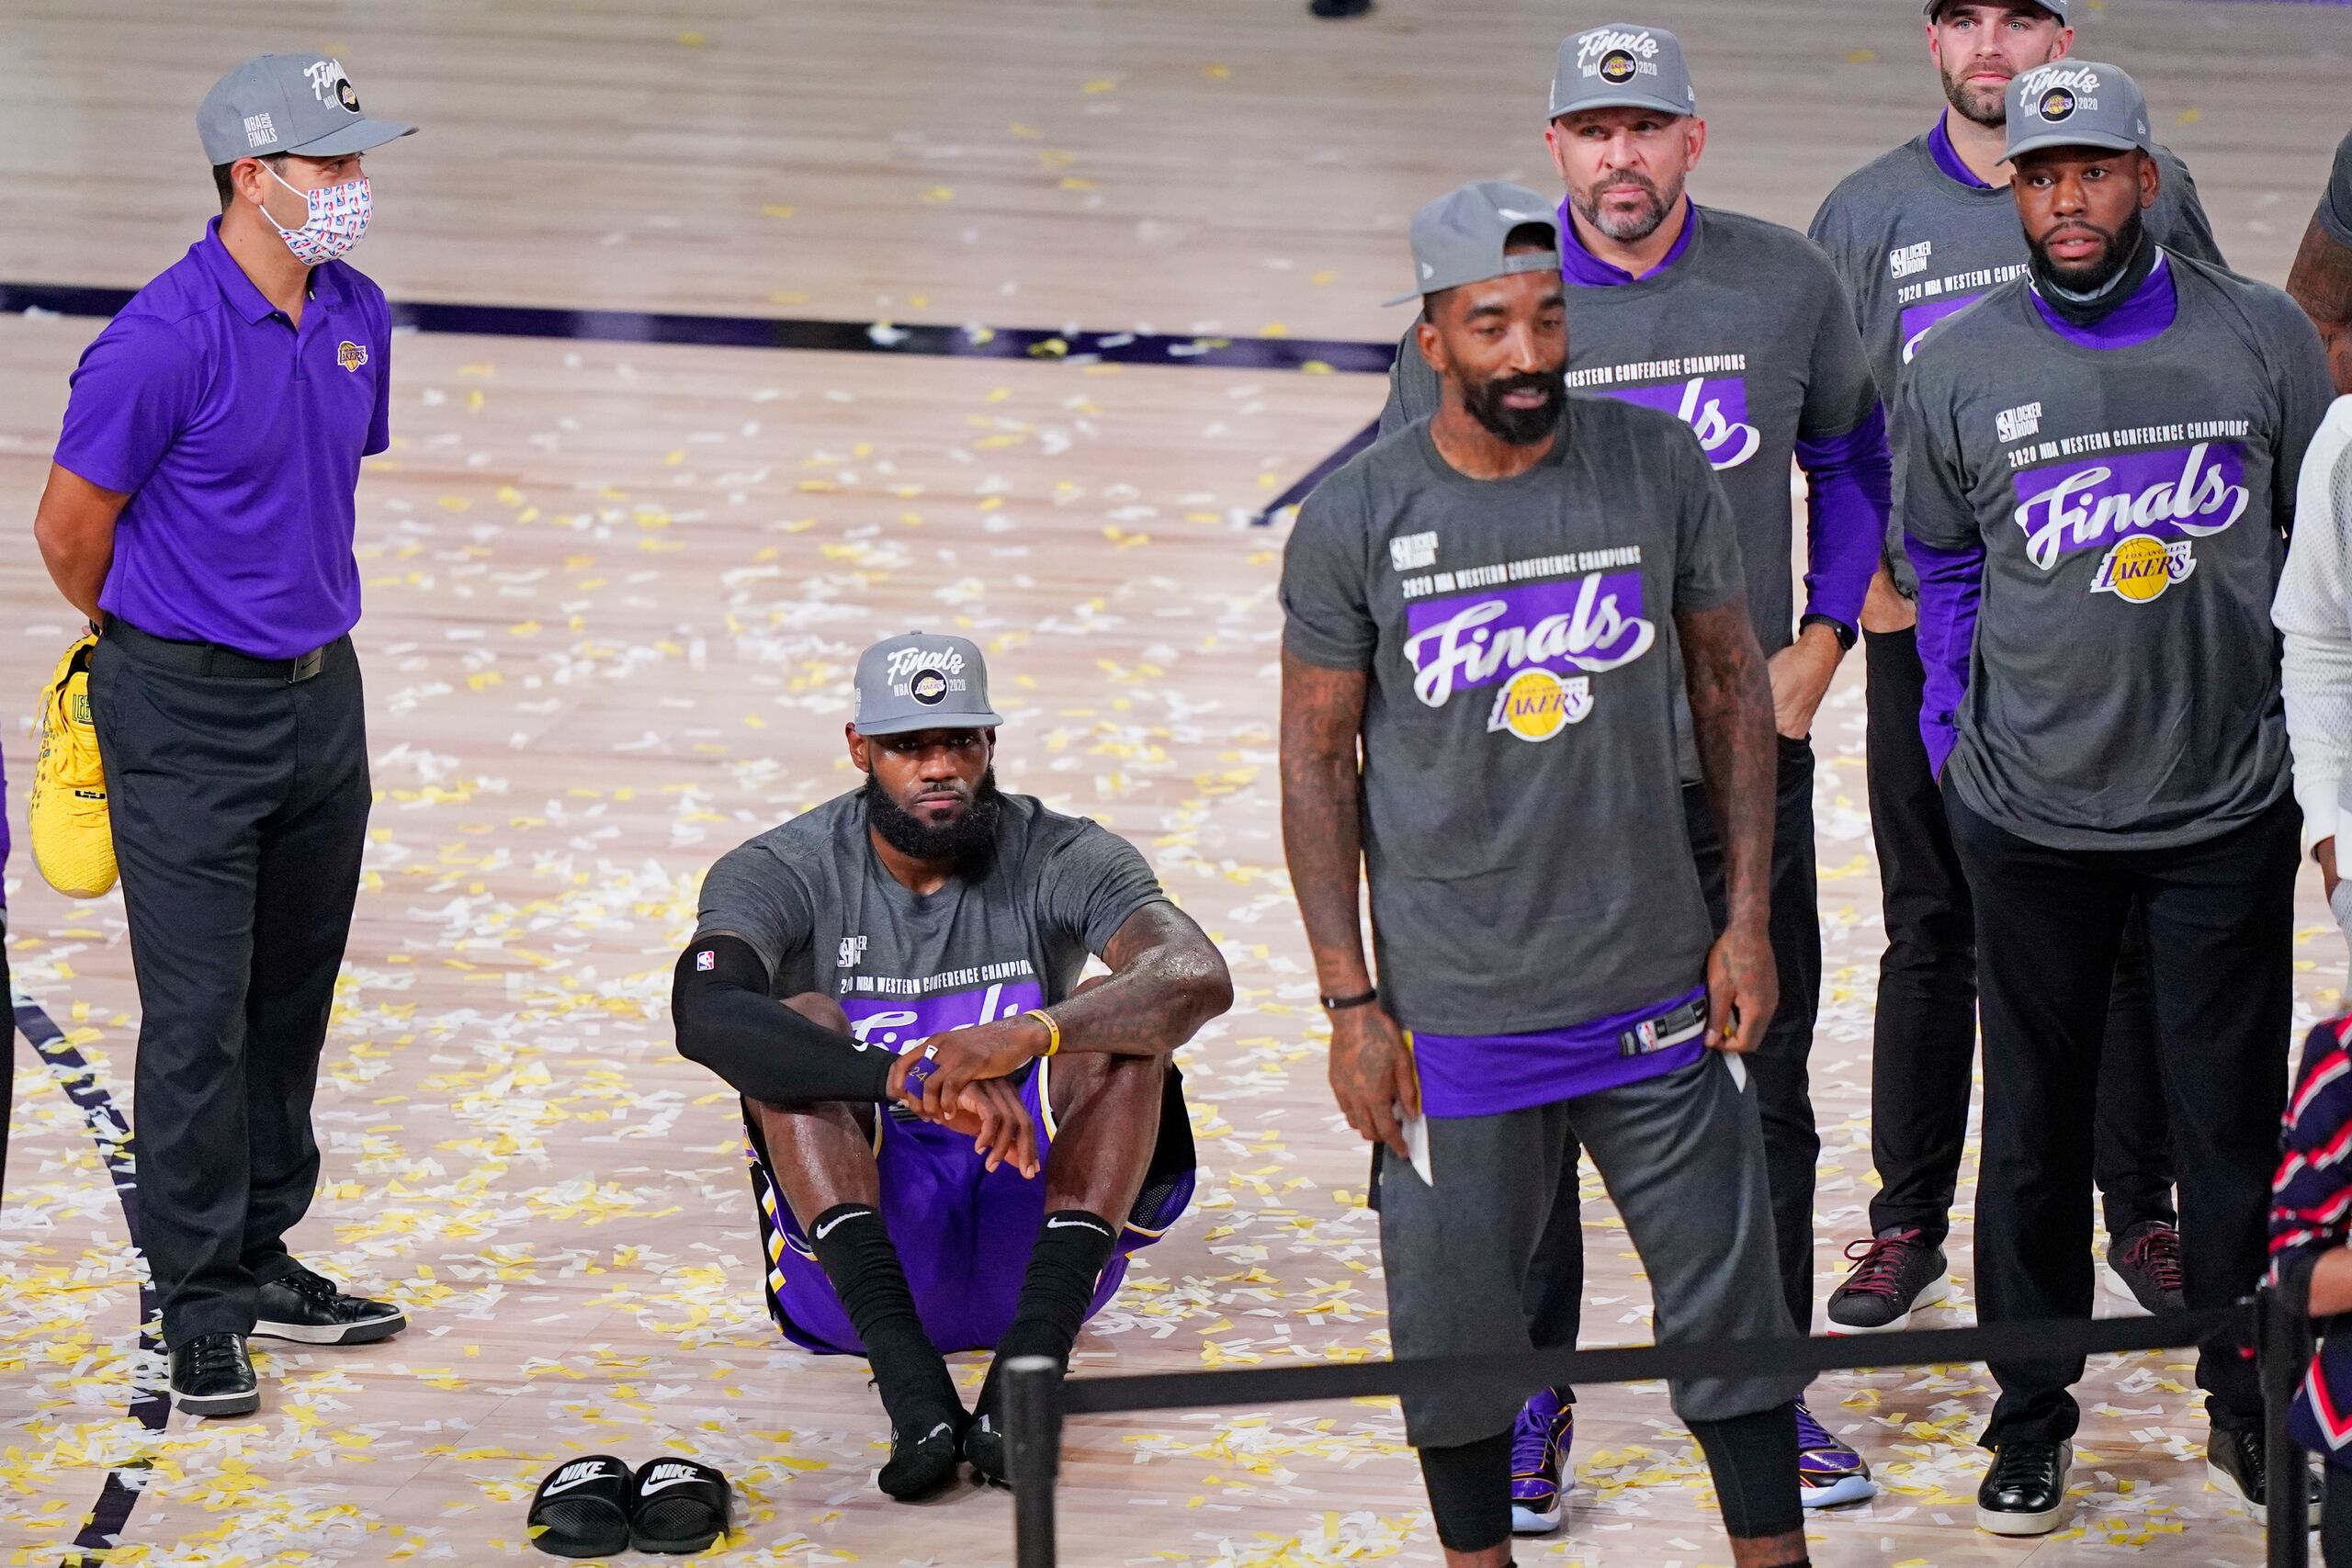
[
  {"xmin": 1976, "ymin": 1443, "xmax": 2070, "ymax": 1536},
  {"xmin": 2103, "ymin": 1263, "xmax": 2179, "ymax": 1315},
  {"xmin": 1825, "ymin": 1269, "xmax": 1953, "ymax": 1336},
  {"xmin": 1801, "ymin": 1472, "xmax": 1878, "ymax": 1508},
  {"xmin": 251, "ymin": 1310, "xmax": 405, "ymax": 1347},
  {"xmin": 2207, "ymin": 1458, "xmax": 2321, "ymax": 1521},
  {"xmin": 1510, "ymin": 1498, "xmax": 1563, "ymax": 1535}
]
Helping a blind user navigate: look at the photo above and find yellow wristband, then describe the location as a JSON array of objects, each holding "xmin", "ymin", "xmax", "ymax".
[{"xmin": 1024, "ymin": 1008, "xmax": 1062, "ymax": 1058}]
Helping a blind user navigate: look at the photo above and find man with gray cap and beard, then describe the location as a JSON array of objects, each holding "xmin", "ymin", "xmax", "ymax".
[
  {"xmin": 32, "ymin": 51, "xmax": 417, "ymax": 1417},
  {"xmin": 673, "ymin": 632, "xmax": 1232, "ymax": 1501},
  {"xmin": 1808, "ymin": 3, "xmax": 2227, "ymax": 1343},
  {"xmin": 1287, "ymin": 181, "xmax": 1810, "ymax": 1568},
  {"xmin": 1896, "ymin": 61, "xmax": 2331, "ymax": 1534},
  {"xmin": 1380, "ymin": 22, "xmax": 1886, "ymax": 1520}
]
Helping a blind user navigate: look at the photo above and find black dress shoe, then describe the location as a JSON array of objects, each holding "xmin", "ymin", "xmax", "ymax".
[
  {"xmin": 253, "ymin": 1266, "xmax": 407, "ymax": 1346},
  {"xmin": 1976, "ymin": 1438, "xmax": 2071, "ymax": 1536},
  {"xmin": 2208, "ymin": 1423, "xmax": 2319, "ymax": 1513},
  {"xmin": 169, "ymin": 1331, "xmax": 259, "ymax": 1416}
]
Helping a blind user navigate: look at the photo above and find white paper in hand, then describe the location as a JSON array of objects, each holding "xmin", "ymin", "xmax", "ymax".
[{"xmin": 1401, "ymin": 1110, "xmax": 1433, "ymax": 1186}]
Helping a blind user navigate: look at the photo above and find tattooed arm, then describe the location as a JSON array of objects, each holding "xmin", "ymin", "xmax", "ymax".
[
  {"xmin": 1279, "ymin": 651, "xmax": 1418, "ymax": 1156},
  {"xmin": 2290, "ymin": 215, "xmax": 2352, "ymax": 397},
  {"xmin": 1676, "ymin": 594, "xmax": 1780, "ymax": 1053}
]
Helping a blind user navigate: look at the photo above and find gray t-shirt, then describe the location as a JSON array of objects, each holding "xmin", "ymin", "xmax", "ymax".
[
  {"xmin": 2318, "ymin": 130, "xmax": 2352, "ymax": 251},
  {"xmin": 1280, "ymin": 398, "xmax": 1744, "ymax": 1034},
  {"xmin": 1379, "ymin": 205, "xmax": 1879, "ymax": 660},
  {"xmin": 1896, "ymin": 255, "xmax": 2333, "ymax": 851},
  {"xmin": 1810, "ymin": 126, "xmax": 2226, "ymax": 591},
  {"xmin": 695, "ymin": 789, "xmax": 1166, "ymax": 1046}
]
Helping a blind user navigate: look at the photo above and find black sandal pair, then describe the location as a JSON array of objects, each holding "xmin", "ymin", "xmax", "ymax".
[{"xmin": 526, "ymin": 1455, "xmax": 731, "ymax": 1558}]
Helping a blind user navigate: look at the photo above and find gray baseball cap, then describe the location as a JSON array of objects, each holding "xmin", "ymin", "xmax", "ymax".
[
  {"xmin": 1385, "ymin": 181, "xmax": 1561, "ymax": 306},
  {"xmin": 1549, "ymin": 23, "xmax": 1698, "ymax": 120},
  {"xmin": 851, "ymin": 632, "xmax": 1006, "ymax": 736},
  {"xmin": 1926, "ymin": 0, "xmax": 2067, "ymax": 21},
  {"xmin": 198, "ymin": 53, "xmax": 416, "ymax": 165},
  {"xmin": 2003, "ymin": 60, "xmax": 2153, "ymax": 162}
]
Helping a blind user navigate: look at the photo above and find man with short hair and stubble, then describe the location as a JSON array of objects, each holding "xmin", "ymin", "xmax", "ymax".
[
  {"xmin": 673, "ymin": 633, "xmax": 1231, "ymax": 1500},
  {"xmin": 1808, "ymin": 1, "xmax": 2229, "ymax": 1338},
  {"xmin": 1896, "ymin": 61, "xmax": 2333, "ymax": 1534},
  {"xmin": 32, "ymin": 52, "xmax": 416, "ymax": 1418},
  {"xmin": 1381, "ymin": 23, "xmax": 1887, "ymax": 1519},
  {"xmin": 1285, "ymin": 181, "xmax": 1811, "ymax": 1568}
]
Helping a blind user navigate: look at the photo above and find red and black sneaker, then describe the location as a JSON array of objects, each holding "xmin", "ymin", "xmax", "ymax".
[
  {"xmin": 1825, "ymin": 1227, "xmax": 1952, "ymax": 1335},
  {"xmin": 2106, "ymin": 1220, "xmax": 2186, "ymax": 1315}
]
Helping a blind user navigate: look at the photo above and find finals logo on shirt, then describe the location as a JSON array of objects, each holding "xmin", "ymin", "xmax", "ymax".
[
  {"xmin": 1396, "ymin": 547, "xmax": 1655, "ymax": 741},
  {"xmin": 1566, "ymin": 355, "xmax": 1759, "ymax": 470},
  {"xmin": 2007, "ymin": 433, "xmax": 2251, "ymax": 606}
]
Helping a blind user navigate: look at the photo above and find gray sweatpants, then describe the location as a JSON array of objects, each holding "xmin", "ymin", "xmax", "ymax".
[{"xmin": 1378, "ymin": 1052, "xmax": 1804, "ymax": 1448}]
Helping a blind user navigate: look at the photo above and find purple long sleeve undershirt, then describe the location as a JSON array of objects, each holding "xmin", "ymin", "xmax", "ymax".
[
  {"xmin": 1905, "ymin": 534, "xmax": 1985, "ymax": 776},
  {"xmin": 1792, "ymin": 403, "xmax": 1892, "ymax": 635}
]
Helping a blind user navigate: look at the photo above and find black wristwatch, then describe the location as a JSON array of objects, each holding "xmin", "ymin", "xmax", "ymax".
[{"xmin": 1799, "ymin": 613, "xmax": 1857, "ymax": 652}]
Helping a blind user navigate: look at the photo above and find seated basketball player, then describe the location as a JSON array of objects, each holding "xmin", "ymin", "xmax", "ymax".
[{"xmin": 673, "ymin": 631, "xmax": 1232, "ymax": 1500}]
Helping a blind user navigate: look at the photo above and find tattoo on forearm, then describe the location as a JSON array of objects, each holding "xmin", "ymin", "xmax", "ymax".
[
  {"xmin": 1279, "ymin": 652, "xmax": 1374, "ymax": 995},
  {"xmin": 1050, "ymin": 901, "xmax": 1234, "ymax": 1057},
  {"xmin": 2288, "ymin": 218, "xmax": 2352, "ymax": 396},
  {"xmin": 1676, "ymin": 596, "xmax": 1777, "ymax": 925}
]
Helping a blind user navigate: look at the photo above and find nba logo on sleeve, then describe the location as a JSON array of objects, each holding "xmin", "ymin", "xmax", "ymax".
[{"xmin": 695, "ymin": 950, "xmax": 717, "ymax": 972}]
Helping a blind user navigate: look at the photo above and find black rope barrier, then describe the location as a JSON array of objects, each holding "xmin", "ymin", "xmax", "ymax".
[{"xmin": 1006, "ymin": 1298, "xmax": 2323, "ymax": 1568}]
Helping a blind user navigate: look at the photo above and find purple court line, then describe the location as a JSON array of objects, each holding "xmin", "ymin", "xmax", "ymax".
[
  {"xmin": 13, "ymin": 998, "xmax": 169, "ymax": 1568},
  {"xmin": 0, "ymin": 281, "xmax": 1397, "ymax": 375}
]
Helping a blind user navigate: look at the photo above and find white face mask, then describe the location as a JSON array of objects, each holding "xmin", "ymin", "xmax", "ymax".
[{"xmin": 258, "ymin": 164, "xmax": 371, "ymax": 265}]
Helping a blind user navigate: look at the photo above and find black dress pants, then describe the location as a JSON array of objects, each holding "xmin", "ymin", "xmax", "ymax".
[
  {"xmin": 1949, "ymin": 788, "xmax": 2295, "ymax": 1444},
  {"xmin": 1526, "ymin": 732, "xmax": 1825, "ymax": 1348},
  {"xmin": 90, "ymin": 625, "xmax": 371, "ymax": 1349},
  {"xmin": 1863, "ymin": 626, "xmax": 2175, "ymax": 1246}
]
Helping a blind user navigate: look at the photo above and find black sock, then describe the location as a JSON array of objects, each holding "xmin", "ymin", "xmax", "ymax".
[
  {"xmin": 1417, "ymin": 1427, "xmax": 1512, "ymax": 1552},
  {"xmin": 977, "ymin": 1211, "xmax": 1118, "ymax": 1418},
  {"xmin": 806, "ymin": 1203, "xmax": 961, "ymax": 1433},
  {"xmin": 1689, "ymin": 1401, "xmax": 1803, "ymax": 1542}
]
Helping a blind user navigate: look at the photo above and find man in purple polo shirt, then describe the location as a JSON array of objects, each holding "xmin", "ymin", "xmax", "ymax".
[{"xmin": 30, "ymin": 52, "xmax": 417, "ymax": 1418}]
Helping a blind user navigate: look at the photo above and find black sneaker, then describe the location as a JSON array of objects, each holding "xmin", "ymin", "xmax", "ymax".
[
  {"xmin": 169, "ymin": 1331, "xmax": 259, "ymax": 1417},
  {"xmin": 2207, "ymin": 1423, "xmax": 2319, "ymax": 1514},
  {"xmin": 878, "ymin": 1414, "xmax": 965, "ymax": 1500},
  {"xmin": 1975, "ymin": 1439, "xmax": 2071, "ymax": 1536},
  {"xmin": 2105, "ymin": 1221, "xmax": 2186, "ymax": 1315},
  {"xmin": 253, "ymin": 1265, "xmax": 407, "ymax": 1346},
  {"xmin": 1825, "ymin": 1227, "xmax": 1952, "ymax": 1334}
]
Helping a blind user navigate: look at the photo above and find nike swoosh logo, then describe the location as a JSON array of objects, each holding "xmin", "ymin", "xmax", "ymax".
[
  {"xmin": 813, "ymin": 1212, "xmax": 864, "ymax": 1240},
  {"xmin": 640, "ymin": 1472, "xmax": 707, "ymax": 1495},
  {"xmin": 543, "ymin": 1468, "xmax": 611, "ymax": 1495},
  {"xmin": 1046, "ymin": 1217, "xmax": 1112, "ymax": 1235}
]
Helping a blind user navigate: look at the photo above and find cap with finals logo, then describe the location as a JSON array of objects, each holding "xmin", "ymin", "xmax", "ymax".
[
  {"xmin": 2003, "ymin": 60, "xmax": 2153, "ymax": 162},
  {"xmin": 1549, "ymin": 23, "xmax": 1698, "ymax": 120},
  {"xmin": 851, "ymin": 632, "xmax": 1006, "ymax": 736},
  {"xmin": 1925, "ymin": 0, "xmax": 2067, "ymax": 20},
  {"xmin": 1385, "ymin": 181, "xmax": 1561, "ymax": 306},
  {"xmin": 198, "ymin": 53, "xmax": 417, "ymax": 165}
]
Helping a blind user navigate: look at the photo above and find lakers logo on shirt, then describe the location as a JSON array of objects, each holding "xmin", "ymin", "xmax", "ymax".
[
  {"xmin": 2091, "ymin": 534, "xmax": 2195, "ymax": 604},
  {"xmin": 336, "ymin": 340, "xmax": 368, "ymax": 372},
  {"xmin": 1487, "ymin": 669, "xmax": 1593, "ymax": 743}
]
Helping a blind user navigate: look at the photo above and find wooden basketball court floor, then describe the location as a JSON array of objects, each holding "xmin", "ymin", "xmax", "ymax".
[{"xmin": 4, "ymin": 3, "xmax": 2352, "ymax": 1563}]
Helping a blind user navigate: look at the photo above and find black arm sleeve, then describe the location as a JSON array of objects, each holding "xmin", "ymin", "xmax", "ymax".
[{"xmin": 672, "ymin": 935, "xmax": 893, "ymax": 1104}]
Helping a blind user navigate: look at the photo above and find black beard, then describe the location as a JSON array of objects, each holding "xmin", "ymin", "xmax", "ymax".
[
  {"xmin": 2029, "ymin": 207, "xmax": 2146, "ymax": 296},
  {"xmin": 1462, "ymin": 370, "xmax": 1566, "ymax": 446},
  {"xmin": 863, "ymin": 764, "xmax": 1002, "ymax": 868}
]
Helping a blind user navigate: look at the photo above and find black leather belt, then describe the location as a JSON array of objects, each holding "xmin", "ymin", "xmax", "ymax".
[
  {"xmin": 103, "ymin": 619, "xmax": 340, "ymax": 683},
  {"xmin": 1616, "ymin": 996, "xmax": 1709, "ymax": 1059}
]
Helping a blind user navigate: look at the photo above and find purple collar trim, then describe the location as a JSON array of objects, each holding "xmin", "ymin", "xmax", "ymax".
[
  {"xmin": 1928, "ymin": 116, "xmax": 1996, "ymax": 191},
  {"xmin": 1555, "ymin": 195, "xmax": 1696, "ymax": 288},
  {"xmin": 2030, "ymin": 250, "xmax": 2177, "ymax": 350}
]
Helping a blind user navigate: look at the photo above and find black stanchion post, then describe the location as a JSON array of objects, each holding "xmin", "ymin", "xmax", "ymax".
[
  {"xmin": 2262, "ymin": 1288, "xmax": 2314, "ymax": 1568},
  {"xmin": 1006, "ymin": 1354, "xmax": 1063, "ymax": 1568}
]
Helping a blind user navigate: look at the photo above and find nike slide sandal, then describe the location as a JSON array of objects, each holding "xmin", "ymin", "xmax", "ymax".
[
  {"xmin": 527, "ymin": 1454, "xmax": 632, "ymax": 1558},
  {"xmin": 630, "ymin": 1456, "xmax": 732, "ymax": 1554}
]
